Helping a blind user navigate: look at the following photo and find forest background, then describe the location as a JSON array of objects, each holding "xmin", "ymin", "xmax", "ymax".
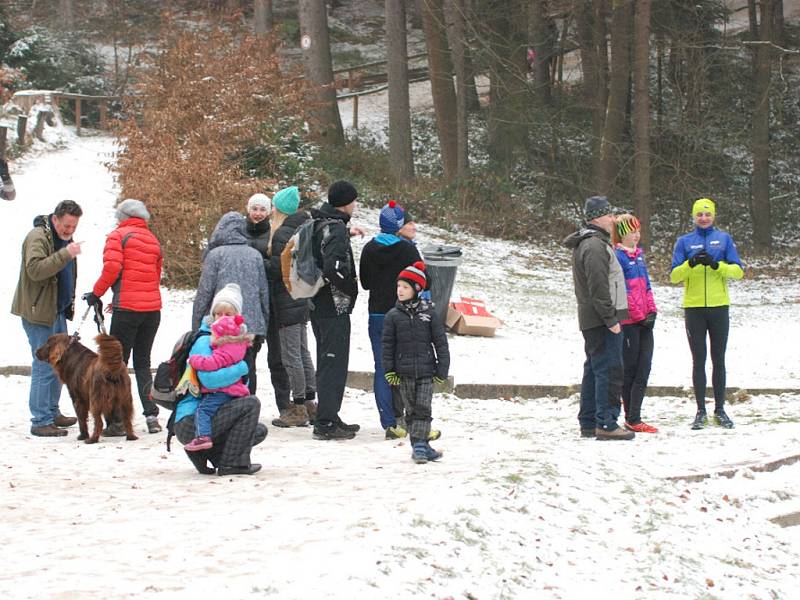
[{"xmin": 1, "ymin": 0, "xmax": 798, "ymax": 287}]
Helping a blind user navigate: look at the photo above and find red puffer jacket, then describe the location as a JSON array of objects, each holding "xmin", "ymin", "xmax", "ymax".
[{"xmin": 92, "ymin": 218, "xmax": 162, "ymax": 311}]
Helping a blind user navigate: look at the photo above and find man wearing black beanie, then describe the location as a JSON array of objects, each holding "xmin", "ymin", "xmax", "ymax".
[{"xmin": 309, "ymin": 180, "xmax": 361, "ymax": 440}]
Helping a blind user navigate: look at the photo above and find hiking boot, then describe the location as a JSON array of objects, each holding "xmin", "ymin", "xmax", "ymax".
[
  {"xmin": 185, "ymin": 450, "xmax": 216, "ymax": 475},
  {"xmin": 31, "ymin": 424, "xmax": 68, "ymax": 437},
  {"xmin": 713, "ymin": 410, "xmax": 735, "ymax": 429},
  {"xmin": 625, "ymin": 421, "xmax": 659, "ymax": 433},
  {"xmin": 146, "ymin": 415, "xmax": 162, "ymax": 434},
  {"xmin": 101, "ymin": 422, "xmax": 127, "ymax": 437},
  {"xmin": 424, "ymin": 442, "xmax": 443, "ymax": 461},
  {"xmin": 335, "ymin": 416, "xmax": 360, "ymax": 432},
  {"xmin": 411, "ymin": 442, "xmax": 429, "ymax": 464},
  {"xmin": 313, "ymin": 421, "xmax": 356, "ymax": 440},
  {"xmin": 218, "ymin": 463, "xmax": 262, "ymax": 476},
  {"xmin": 185, "ymin": 435, "xmax": 213, "ymax": 452},
  {"xmin": 54, "ymin": 414, "xmax": 77, "ymax": 427},
  {"xmin": 272, "ymin": 404, "xmax": 309, "ymax": 427},
  {"xmin": 385, "ymin": 425, "xmax": 408, "ymax": 440},
  {"xmin": 304, "ymin": 400, "xmax": 318, "ymax": 425},
  {"xmin": 580, "ymin": 428, "xmax": 596, "ymax": 438},
  {"xmin": 595, "ymin": 427, "xmax": 635, "ymax": 441},
  {"xmin": 691, "ymin": 411, "xmax": 708, "ymax": 430}
]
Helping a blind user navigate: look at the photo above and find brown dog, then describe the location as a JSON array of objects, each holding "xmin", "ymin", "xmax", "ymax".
[{"xmin": 35, "ymin": 333, "xmax": 138, "ymax": 443}]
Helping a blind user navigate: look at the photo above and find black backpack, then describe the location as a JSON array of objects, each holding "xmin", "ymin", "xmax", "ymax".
[{"xmin": 152, "ymin": 329, "xmax": 210, "ymax": 451}]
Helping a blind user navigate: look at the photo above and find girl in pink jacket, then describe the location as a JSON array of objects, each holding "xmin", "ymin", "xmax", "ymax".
[
  {"xmin": 185, "ymin": 313, "xmax": 253, "ymax": 451},
  {"xmin": 613, "ymin": 215, "xmax": 658, "ymax": 433}
]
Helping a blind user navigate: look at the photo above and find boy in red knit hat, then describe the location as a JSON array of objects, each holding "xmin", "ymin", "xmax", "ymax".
[{"xmin": 381, "ymin": 262, "xmax": 450, "ymax": 463}]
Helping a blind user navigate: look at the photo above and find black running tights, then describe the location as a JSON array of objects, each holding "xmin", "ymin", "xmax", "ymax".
[{"xmin": 684, "ymin": 306, "xmax": 729, "ymax": 412}]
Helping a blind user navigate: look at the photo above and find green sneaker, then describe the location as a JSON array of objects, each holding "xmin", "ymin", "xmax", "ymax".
[{"xmin": 385, "ymin": 425, "xmax": 408, "ymax": 440}]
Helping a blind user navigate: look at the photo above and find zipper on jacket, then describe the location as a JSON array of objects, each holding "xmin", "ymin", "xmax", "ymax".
[{"xmin": 31, "ymin": 285, "xmax": 46, "ymax": 313}]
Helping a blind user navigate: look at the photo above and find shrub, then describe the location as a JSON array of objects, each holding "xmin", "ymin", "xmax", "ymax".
[{"xmin": 113, "ymin": 23, "xmax": 308, "ymax": 288}]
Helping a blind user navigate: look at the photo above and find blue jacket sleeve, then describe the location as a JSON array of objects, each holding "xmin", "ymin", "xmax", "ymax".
[
  {"xmin": 723, "ymin": 233, "xmax": 743, "ymax": 267},
  {"xmin": 189, "ymin": 335, "xmax": 249, "ymax": 388}
]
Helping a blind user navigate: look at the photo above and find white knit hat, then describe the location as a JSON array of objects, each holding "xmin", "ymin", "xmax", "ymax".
[
  {"xmin": 247, "ymin": 193, "xmax": 271, "ymax": 212},
  {"xmin": 211, "ymin": 283, "xmax": 243, "ymax": 315},
  {"xmin": 115, "ymin": 198, "xmax": 150, "ymax": 222}
]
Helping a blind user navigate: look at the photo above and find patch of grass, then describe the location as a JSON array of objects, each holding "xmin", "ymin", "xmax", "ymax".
[
  {"xmin": 411, "ymin": 515, "xmax": 434, "ymax": 528},
  {"xmin": 504, "ymin": 473, "xmax": 525, "ymax": 484},
  {"xmin": 455, "ymin": 507, "xmax": 481, "ymax": 517}
]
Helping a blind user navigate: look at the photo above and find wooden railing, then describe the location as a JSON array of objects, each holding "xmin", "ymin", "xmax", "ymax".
[{"xmin": 333, "ymin": 52, "xmax": 428, "ymax": 129}]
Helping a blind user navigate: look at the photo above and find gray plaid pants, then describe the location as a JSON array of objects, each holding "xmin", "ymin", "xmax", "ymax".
[
  {"xmin": 395, "ymin": 376, "xmax": 434, "ymax": 442},
  {"xmin": 175, "ymin": 395, "xmax": 263, "ymax": 467}
]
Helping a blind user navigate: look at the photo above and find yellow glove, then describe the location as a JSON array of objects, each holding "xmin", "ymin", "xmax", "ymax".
[{"xmin": 385, "ymin": 371, "xmax": 401, "ymax": 386}]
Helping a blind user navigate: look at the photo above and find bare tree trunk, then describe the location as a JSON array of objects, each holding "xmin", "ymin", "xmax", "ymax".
[
  {"xmin": 751, "ymin": 0, "xmax": 774, "ymax": 250},
  {"xmin": 591, "ymin": 0, "xmax": 609, "ymax": 170},
  {"xmin": 298, "ymin": 0, "xmax": 345, "ymax": 145},
  {"xmin": 529, "ymin": 0, "xmax": 552, "ymax": 105},
  {"xmin": 254, "ymin": 0, "xmax": 274, "ymax": 35},
  {"xmin": 420, "ymin": 0, "xmax": 459, "ymax": 181},
  {"xmin": 481, "ymin": 0, "xmax": 528, "ymax": 170},
  {"xmin": 386, "ymin": 0, "xmax": 415, "ymax": 180},
  {"xmin": 595, "ymin": 0, "xmax": 631, "ymax": 196},
  {"xmin": 632, "ymin": 0, "xmax": 651, "ymax": 246},
  {"xmin": 747, "ymin": 0, "xmax": 759, "ymax": 39},
  {"xmin": 774, "ymin": 0, "xmax": 784, "ymax": 45},
  {"xmin": 445, "ymin": 0, "xmax": 470, "ymax": 178},
  {"xmin": 409, "ymin": 0, "xmax": 424, "ymax": 29},
  {"xmin": 59, "ymin": 0, "xmax": 74, "ymax": 29},
  {"xmin": 574, "ymin": 0, "xmax": 597, "ymax": 104}
]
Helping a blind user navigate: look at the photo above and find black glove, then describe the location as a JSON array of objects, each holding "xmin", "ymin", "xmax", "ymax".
[
  {"xmin": 82, "ymin": 292, "xmax": 101, "ymax": 307},
  {"xmin": 0, "ymin": 158, "xmax": 10, "ymax": 182},
  {"xmin": 689, "ymin": 250, "xmax": 708, "ymax": 268},
  {"xmin": 696, "ymin": 251, "xmax": 719, "ymax": 270},
  {"xmin": 641, "ymin": 312, "xmax": 657, "ymax": 330}
]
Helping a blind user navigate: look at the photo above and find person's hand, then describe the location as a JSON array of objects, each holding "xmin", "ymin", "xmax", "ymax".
[
  {"xmin": 82, "ymin": 292, "xmax": 101, "ymax": 307},
  {"xmin": 349, "ymin": 226, "xmax": 366, "ymax": 238},
  {"xmin": 695, "ymin": 251, "xmax": 719, "ymax": 270},
  {"xmin": 641, "ymin": 312, "xmax": 657, "ymax": 330},
  {"xmin": 689, "ymin": 250, "xmax": 710, "ymax": 268},
  {"xmin": 66, "ymin": 241, "xmax": 83, "ymax": 258},
  {"xmin": 0, "ymin": 158, "xmax": 10, "ymax": 182},
  {"xmin": 433, "ymin": 376, "xmax": 446, "ymax": 385},
  {"xmin": 385, "ymin": 371, "xmax": 401, "ymax": 386},
  {"xmin": 609, "ymin": 323, "xmax": 621, "ymax": 334}
]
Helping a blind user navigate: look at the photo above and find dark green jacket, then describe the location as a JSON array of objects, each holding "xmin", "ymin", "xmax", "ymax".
[{"xmin": 11, "ymin": 215, "xmax": 77, "ymax": 326}]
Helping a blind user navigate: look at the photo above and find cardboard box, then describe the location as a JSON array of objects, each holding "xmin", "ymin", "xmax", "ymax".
[{"xmin": 446, "ymin": 297, "xmax": 502, "ymax": 337}]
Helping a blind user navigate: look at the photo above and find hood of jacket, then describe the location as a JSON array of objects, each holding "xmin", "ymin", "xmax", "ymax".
[
  {"xmin": 208, "ymin": 212, "xmax": 249, "ymax": 250},
  {"xmin": 311, "ymin": 202, "xmax": 351, "ymax": 224},
  {"xmin": 563, "ymin": 224, "xmax": 609, "ymax": 250}
]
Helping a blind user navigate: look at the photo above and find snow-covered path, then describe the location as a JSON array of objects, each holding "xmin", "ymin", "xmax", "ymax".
[{"xmin": 2, "ymin": 135, "xmax": 800, "ymax": 600}]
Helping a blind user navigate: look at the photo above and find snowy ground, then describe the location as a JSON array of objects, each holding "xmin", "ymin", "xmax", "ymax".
[{"xmin": 2, "ymin": 135, "xmax": 800, "ymax": 598}]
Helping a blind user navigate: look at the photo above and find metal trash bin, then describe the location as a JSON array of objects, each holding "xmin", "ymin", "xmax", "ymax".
[{"xmin": 421, "ymin": 244, "xmax": 463, "ymax": 325}]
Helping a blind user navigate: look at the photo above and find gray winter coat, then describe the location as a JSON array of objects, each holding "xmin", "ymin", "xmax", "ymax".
[
  {"xmin": 563, "ymin": 224, "xmax": 628, "ymax": 330},
  {"xmin": 192, "ymin": 212, "xmax": 270, "ymax": 335}
]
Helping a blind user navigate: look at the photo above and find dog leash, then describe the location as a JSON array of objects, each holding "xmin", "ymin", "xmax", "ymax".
[{"xmin": 69, "ymin": 304, "xmax": 108, "ymax": 343}]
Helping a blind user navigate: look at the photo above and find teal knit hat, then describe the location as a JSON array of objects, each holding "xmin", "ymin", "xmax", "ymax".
[{"xmin": 273, "ymin": 186, "xmax": 300, "ymax": 215}]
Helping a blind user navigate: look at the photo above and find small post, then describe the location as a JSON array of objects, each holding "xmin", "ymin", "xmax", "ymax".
[
  {"xmin": 0, "ymin": 126, "xmax": 7, "ymax": 158},
  {"xmin": 75, "ymin": 98, "xmax": 82, "ymax": 136},
  {"xmin": 99, "ymin": 101, "xmax": 108, "ymax": 130},
  {"xmin": 16, "ymin": 115, "xmax": 28, "ymax": 145},
  {"xmin": 34, "ymin": 110, "xmax": 50, "ymax": 141},
  {"xmin": 352, "ymin": 95, "xmax": 359, "ymax": 130}
]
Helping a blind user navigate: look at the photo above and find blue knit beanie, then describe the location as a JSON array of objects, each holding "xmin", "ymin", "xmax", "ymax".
[
  {"xmin": 273, "ymin": 186, "xmax": 300, "ymax": 215},
  {"xmin": 379, "ymin": 200, "xmax": 411, "ymax": 234}
]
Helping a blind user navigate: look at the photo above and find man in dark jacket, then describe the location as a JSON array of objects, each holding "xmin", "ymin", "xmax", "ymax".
[
  {"xmin": 359, "ymin": 200, "xmax": 421, "ymax": 435},
  {"xmin": 12, "ymin": 200, "xmax": 83, "ymax": 437},
  {"xmin": 310, "ymin": 180, "xmax": 361, "ymax": 440},
  {"xmin": 563, "ymin": 196, "xmax": 633, "ymax": 441}
]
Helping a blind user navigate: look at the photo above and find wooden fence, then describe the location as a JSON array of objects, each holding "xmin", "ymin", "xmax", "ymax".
[{"xmin": 333, "ymin": 52, "xmax": 428, "ymax": 129}]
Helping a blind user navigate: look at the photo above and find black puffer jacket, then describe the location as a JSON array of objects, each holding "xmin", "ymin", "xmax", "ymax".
[
  {"xmin": 268, "ymin": 211, "xmax": 312, "ymax": 327},
  {"xmin": 310, "ymin": 203, "xmax": 358, "ymax": 317},
  {"xmin": 382, "ymin": 299, "xmax": 450, "ymax": 379}
]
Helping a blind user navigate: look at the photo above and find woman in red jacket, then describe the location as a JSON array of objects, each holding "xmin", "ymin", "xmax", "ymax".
[{"xmin": 83, "ymin": 199, "xmax": 163, "ymax": 435}]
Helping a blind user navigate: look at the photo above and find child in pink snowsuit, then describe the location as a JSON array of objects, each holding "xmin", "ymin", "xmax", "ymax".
[{"xmin": 184, "ymin": 314, "xmax": 253, "ymax": 451}]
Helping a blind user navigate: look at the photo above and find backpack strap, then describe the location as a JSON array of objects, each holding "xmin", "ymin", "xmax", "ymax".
[{"xmin": 165, "ymin": 410, "xmax": 176, "ymax": 452}]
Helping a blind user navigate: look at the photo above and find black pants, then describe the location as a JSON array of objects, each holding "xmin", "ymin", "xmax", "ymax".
[
  {"xmin": 266, "ymin": 310, "xmax": 291, "ymax": 411},
  {"xmin": 621, "ymin": 323, "xmax": 654, "ymax": 424},
  {"xmin": 311, "ymin": 313, "xmax": 350, "ymax": 425},
  {"xmin": 685, "ymin": 306, "xmax": 729, "ymax": 411},
  {"xmin": 110, "ymin": 309, "xmax": 160, "ymax": 417}
]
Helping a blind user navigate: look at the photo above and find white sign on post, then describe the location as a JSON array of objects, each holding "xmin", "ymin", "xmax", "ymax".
[{"xmin": 301, "ymin": 34, "xmax": 312, "ymax": 50}]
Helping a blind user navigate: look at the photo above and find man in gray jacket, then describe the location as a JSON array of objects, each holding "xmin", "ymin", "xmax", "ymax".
[{"xmin": 564, "ymin": 196, "xmax": 634, "ymax": 441}]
